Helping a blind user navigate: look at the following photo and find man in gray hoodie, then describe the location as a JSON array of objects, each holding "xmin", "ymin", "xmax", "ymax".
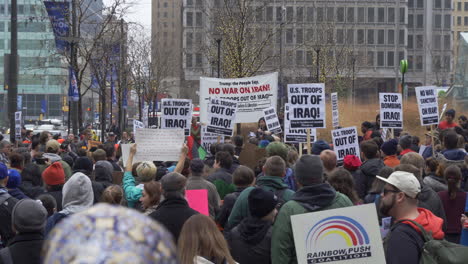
[{"xmin": 45, "ymin": 172, "xmax": 94, "ymax": 234}]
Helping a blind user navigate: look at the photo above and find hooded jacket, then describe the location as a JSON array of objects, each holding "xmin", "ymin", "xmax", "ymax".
[
  {"xmin": 271, "ymin": 184, "xmax": 353, "ymax": 264},
  {"xmin": 442, "ymin": 149, "xmax": 467, "ymax": 161},
  {"xmin": 91, "ymin": 165, "xmax": 114, "ymax": 204},
  {"xmin": 122, "ymin": 171, "xmax": 143, "ymax": 208},
  {"xmin": 226, "ymin": 217, "xmax": 272, "ymax": 264},
  {"xmin": 357, "ymin": 158, "xmax": 385, "ymax": 195},
  {"xmin": 417, "ymin": 184, "xmax": 447, "ymax": 230},
  {"xmin": 385, "ymin": 208, "xmax": 444, "ymax": 264},
  {"xmin": 422, "ymin": 173, "xmax": 447, "ymax": 193},
  {"xmin": 226, "ymin": 176, "xmax": 295, "ymax": 230},
  {"xmin": 45, "ymin": 172, "xmax": 94, "ymax": 234},
  {"xmin": 40, "ymin": 154, "xmax": 72, "ymax": 180},
  {"xmin": 217, "ymin": 187, "xmax": 247, "ymax": 228},
  {"xmin": 207, "ymin": 168, "xmax": 235, "ymax": 200}
]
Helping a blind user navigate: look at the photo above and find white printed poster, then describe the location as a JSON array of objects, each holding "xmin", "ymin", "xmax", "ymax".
[
  {"xmin": 201, "ymin": 125, "xmax": 224, "ymax": 152},
  {"xmin": 331, "ymin": 126, "xmax": 360, "ymax": 161},
  {"xmin": 14, "ymin": 111, "xmax": 22, "ymax": 140},
  {"xmin": 379, "ymin": 93, "xmax": 403, "ymax": 128},
  {"xmin": 199, "ymin": 72, "xmax": 278, "ymax": 123},
  {"xmin": 142, "ymin": 106, "xmax": 149, "ymax": 128},
  {"xmin": 415, "ymin": 86, "xmax": 439, "ymax": 126},
  {"xmin": 291, "ymin": 204, "xmax": 386, "ymax": 264},
  {"xmin": 161, "ymin": 99, "xmax": 192, "ymax": 136},
  {"xmin": 288, "ymin": 83, "xmax": 326, "ymax": 128},
  {"xmin": 133, "ymin": 120, "xmax": 144, "ymax": 135},
  {"xmin": 284, "ymin": 103, "xmax": 316, "ymax": 143},
  {"xmin": 134, "ymin": 128, "xmax": 184, "ymax": 162},
  {"xmin": 331, "ymin": 92, "xmax": 339, "ymax": 128},
  {"xmin": 206, "ymin": 98, "xmax": 237, "ymax": 137},
  {"xmin": 263, "ymin": 107, "xmax": 282, "ymax": 134}
]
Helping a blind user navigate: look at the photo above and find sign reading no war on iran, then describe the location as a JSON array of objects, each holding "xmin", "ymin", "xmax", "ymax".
[
  {"xmin": 206, "ymin": 98, "xmax": 237, "ymax": 136},
  {"xmin": 415, "ymin": 86, "xmax": 439, "ymax": 126},
  {"xmin": 292, "ymin": 204, "xmax": 385, "ymax": 264},
  {"xmin": 288, "ymin": 83, "xmax": 326, "ymax": 128},
  {"xmin": 161, "ymin": 99, "xmax": 192, "ymax": 136},
  {"xmin": 379, "ymin": 93, "xmax": 403, "ymax": 128},
  {"xmin": 199, "ymin": 72, "xmax": 278, "ymax": 123}
]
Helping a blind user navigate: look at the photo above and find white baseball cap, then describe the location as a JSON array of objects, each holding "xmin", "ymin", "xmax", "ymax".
[{"xmin": 376, "ymin": 171, "xmax": 421, "ymax": 199}]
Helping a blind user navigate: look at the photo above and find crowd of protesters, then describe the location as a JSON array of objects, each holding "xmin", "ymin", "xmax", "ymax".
[{"xmin": 0, "ymin": 108, "xmax": 466, "ymax": 263}]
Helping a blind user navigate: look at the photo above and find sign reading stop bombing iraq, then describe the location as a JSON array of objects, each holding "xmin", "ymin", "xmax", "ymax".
[
  {"xmin": 206, "ymin": 98, "xmax": 238, "ymax": 137},
  {"xmin": 292, "ymin": 204, "xmax": 386, "ymax": 264},
  {"xmin": 288, "ymin": 83, "xmax": 326, "ymax": 129},
  {"xmin": 331, "ymin": 126, "xmax": 360, "ymax": 161},
  {"xmin": 161, "ymin": 99, "xmax": 193, "ymax": 136},
  {"xmin": 379, "ymin": 93, "xmax": 403, "ymax": 128}
]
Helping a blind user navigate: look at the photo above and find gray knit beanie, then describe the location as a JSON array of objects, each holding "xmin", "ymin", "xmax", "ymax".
[{"xmin": 12, "ymin": 199, "xmax": 47, "ymax": 233}]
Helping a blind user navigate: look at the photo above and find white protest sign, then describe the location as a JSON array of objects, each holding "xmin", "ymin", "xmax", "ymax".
[
  {"xmin": 263, "ymin": 107, "xmax": 282, "ymax": 134},
  {"xmin": 121, "ymin": 144, "xmax": 131, "ymax": 165},
  {"xmin": 331, "ymin": 92, "xmax": 339, "ymax": 128},
  {"xmin": 206, "ymin": 98, "xmax": 237, "ymax": 137},
  {"xmin": 200, "ymin": 72, "xmax": 278, "ymax": 123},
  {"xmin": 292, "ymin": 204, "xmax": 386, "ymax": 264},
  {"xmin": 14, "ymin": 111, "xmax": 22, "ymax": 141},
  {"xmin": 284, "ymin": 103, "xmax": 316, "ymax": 143},
  {"xmin": 288, "ymin": 83, "xmax": 326, "ymax": 128},
  {"xmin": 379, "ymin": 93, "xmax": 403, "ymax": 128},
  {"xmin": 133, "ymin": 120, "xmax": 144, "ymax": 135},
  {"xmin": 142, "ymin": 105, "xmax": 149, "ymax": 128},
  {"xmin": 415, "ymin": 86, "xmax": 439, "ymax": 126},
  {"xmin": 439, "ymin": 103, "xmax": 447, "ymax": 121},
  {"xmin": 134, "ymin": 128, "xmax": 184, "ymax": 162},
  {"xmin": 161, "ymin": 99, "xmax": 192, "ymax": 136},
  {"xmin": 201, "ymin": 125, "xmax": 224, "ymax": 152},
  {"xmin": 331, "ymin": 126, "xmax": 360, "ymax": 161}
]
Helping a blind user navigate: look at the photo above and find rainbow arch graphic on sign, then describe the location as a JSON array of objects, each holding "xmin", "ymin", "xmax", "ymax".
[{"xmin": 305, "ymin": 216, "xmax": 370, "ymax": 249}]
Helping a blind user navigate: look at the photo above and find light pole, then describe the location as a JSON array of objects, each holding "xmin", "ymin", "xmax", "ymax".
[
  {"xmin": 8, "ymin": 0, "xmax": 18, "ymax": 143},
  {"xmin": 315, "ymin": 48, "xmax": 320, "ymax": 82},
  {"xmin": 215, "ymin": 37, "xmax": 222, "ymax": 78}
]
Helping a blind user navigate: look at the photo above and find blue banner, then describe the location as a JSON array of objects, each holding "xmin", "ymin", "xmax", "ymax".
[
  {"xmin": 44, "ymin": 1, "xmax": 70, "ymax": 53},
  {"xmin": 111, "ymin": 66, "xmax": 117, "ymax": 105},
  {"xmin": 69, "ymin": 67, "xmax": 79, "ymax": 102},
  {"xmin": 123, "ymin": 87, "xmax": 127, "ymax": 109},
  {"xmin": 41, "ymin": 99, "xmax": 47, "ymax": 114},
  {"xmin": 17, "ymin": 96, "xmax": 22, "ymax": 111}
]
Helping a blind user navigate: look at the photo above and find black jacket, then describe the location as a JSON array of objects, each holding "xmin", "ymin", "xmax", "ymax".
[
  {"xmin": 226, "ymin": 217, "xmax": 272, "ymax": 264},
  {"xmin": 384, "ymin": 223, "xmax": 424, "ymax": 264},
  {"xmin": 0, "ymin": 191, "xmax": 17, "ymax": 247},
  {"xmin": 0, "ymin": 233, "xmax": 44, "ymax": 264},
  {"xmin": 357, "ymin": 158, "xmax": 385, "ymax": 195},
  {"xmin": 18, "ymin": 181, "xmax": 45, "ymax": 199},
  {"xmin": 91, "ymin": 166, "xmax": 114, "ymax": 203},
  {"xmin": 216, "ymin": 187, "xmax": 247, "ymax": 228},
  {"xmin": 46, "ymin": 187, "xmax": 63, "ymax": 212},
  {"xmin": 149, "ymin": 196, "xmax": 198, "ymax": 242}
]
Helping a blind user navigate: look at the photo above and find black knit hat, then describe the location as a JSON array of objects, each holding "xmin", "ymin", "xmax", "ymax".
[{"xmin": 248, "ymin": 187, "xmax": 277, "ymax": 218}]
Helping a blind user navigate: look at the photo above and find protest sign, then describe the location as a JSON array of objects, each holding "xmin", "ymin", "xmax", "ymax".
[
  {"xmin": 133, "ymin": 119, "xmax": 144, "ymax": 135},
  {"xmin": 415, "ymin": 86, "xmax": 439, "ymax": 126},
  {"xmin": 201, "ymin": 125, "xmax": 224, "ymax": 152},
  {"xmin": 14, "ymin": 111, "xmax": 21, "ymax": 141},
  {"xmin": 288, "ymin": 83, "xmax": 326, "ymax": 128},
  {"xmin": 206, "ymin": 98, "xmax": 237, "ymax": 137},
  {"xmin": 331, "ymin": 92, "xmax": 339, "ymax": 128},
  {"xmin": 379, "ymin": 93, "xmax": 403, "ymax": 128},
  {"xmin": 238, "ymin": 143, "xmax": 267, "ymax": 170},
  {"xmin": 263, "ymin": 107, "xmax": 282, "ymax": 134},
  {"xmin": 161, "ymin": 99, "xmax": 192, "ymax": 136},
  {"xmin": 134, "ymin": 128, "xmax": 184, "ymax": 162},
  {"xmin": 292, "ymin": 204, "xmax": 385, "ymax": 264},
  {"xmin": 199, "ymin": 72, "xmax": 278, "ymax": 123},
  {"xmin": 142, "ymin": 105, "xmax": 149, "ymax": 128},
  {"xmin": 121, "ymin": 144, "xmax": 131, "ymax": 165},
  {"xmin": 186, "ymin": 189, "xmax": 209, "ymax": 216},
  {"xmin": 331, "ymin": 126, "xmax": 360, "ymax": 161},
  {"xmin": 284, "ymin": 103, "xmax": 316, "ymax": 143}
]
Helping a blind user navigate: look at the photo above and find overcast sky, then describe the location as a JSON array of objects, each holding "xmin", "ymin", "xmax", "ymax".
[{"xmin": 103, "ymin": 0, "xmax": 151, "ymax": 30}]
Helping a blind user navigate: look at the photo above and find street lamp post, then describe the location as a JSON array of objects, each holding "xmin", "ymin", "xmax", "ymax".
[
  {"xmin": 315, "ymin": 48, "xmax": 320, "ymax": 82},
  {"xmin": 216, "ymin": 38, "xmax": 222, "ymax": 78},
  {"xmin": 8, "ymin": 0, "xmax": 18, "ymax": 143}
]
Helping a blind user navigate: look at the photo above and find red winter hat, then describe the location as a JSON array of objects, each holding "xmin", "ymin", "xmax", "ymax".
[
  {"xmin": 42, "ymin": 162, "xmax": 65, "ymax": 186},
  {"xmin": 343, "ymin": 155, "xmax": 362, "ymax": 171}
]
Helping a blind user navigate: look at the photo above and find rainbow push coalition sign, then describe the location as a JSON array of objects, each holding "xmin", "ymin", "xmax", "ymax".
[{"xmin": 291, "ymin": 204, "xmax": 385, "ymax": 264}]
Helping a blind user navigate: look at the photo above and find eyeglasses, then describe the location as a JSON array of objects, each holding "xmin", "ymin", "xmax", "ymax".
[{"xmin": 383, "ymin": 188, "xmax": 401, "ymax": 195}]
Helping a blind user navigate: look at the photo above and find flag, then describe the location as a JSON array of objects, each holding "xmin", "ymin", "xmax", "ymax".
[
  {"xmin": 41, "ymin": 100, "xmax": 47, "ymax": 114},
  {"xmin": 123, "ymin": 87, "xmax": 127, "ymax": 109},
  {"xmin": 69, "ymin": 67, "xmax": 79, "ymax": 102},
  {"xmin": 44, "ymin": 1, "xmax": 70, "ymax": 53}
]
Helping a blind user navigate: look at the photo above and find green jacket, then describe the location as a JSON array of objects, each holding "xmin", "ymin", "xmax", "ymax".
[
  {"xmin": 122, "ymin": 171, "xmax": 143, "ymax": 208},
  {"xmin": 226, "ymin": 176, "xmax": 295, "ymax": 229},
  {"xmin": 271, "ymin": 192, "xmax": 353, "ymax": 264}
]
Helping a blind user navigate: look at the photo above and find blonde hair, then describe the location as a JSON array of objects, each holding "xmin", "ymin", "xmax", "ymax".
[
  {"xmin": 136, "ymin": 161, "xmax": 157, "ymax": 182},
  {"xmin": 178, "ymin": 214, "xmax": 236, "ymax": 264},
  {"xmin": 100, "ymin": 185, "xmax": 124, "ymax": 205}
]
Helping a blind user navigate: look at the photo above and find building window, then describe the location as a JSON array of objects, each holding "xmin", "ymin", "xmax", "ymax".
[
  {"xmin": 388, "ymin": 30, "xmax": 394, "ymax": 44},
  {"xmin": 444, "ymin": 0, "xmax": 451, "ymax": 9},
  {"xmin": 296, "ymin": 29, "xmax": 303, "ymax": 44},
  {"xmin": 296, "ymin": 50, "xmax": 304, "ymax": 65},
  {"xmin": 186, "ymin": 32, "xmax": 193, "ymax": 48},
  {"xmin": 378, "ymin": 8, "xmax": 385, "ymax": 23},
  {"xmin": 337, "ymin": 7, "xmax": 344, "ymax": 22},
  {"xmin": 388, "ymin": 8, "xmax": 395, "ymax": 23},
  {"xmin": 434, "ymin": 14, "xmax": 441, "ymax": 29},
  {"xmin": 347, "ymin": 7, "xmax": 354, "ymax": 22},
  {"xmin": 399, "ymin": 8, "xmax": 405, "ymax": 23},
  {"xmin": 399, "ymin": 29, "xmax": 405, "ymax": 45},
  {"xmin": 196, "ymin": 12, "xmax": 202, "ymax": 26},
  {"xmin": 408, "ymin": 56, "xmax": 414, "ymax": 70},
  {"xmin": 286, "ymin": 6, "xmax": 294, "ymax": 21},
  {"xmin": 256, "ymin": 8, "xmax": 264, "ymax": 22},
  {"xmin": 358, "ymin": 7, "xmax": 364, "ymax": 23},
  {"xmin": 306, "ymin": 51, "xmax": 313, "ymax": 65},
  {"xmin": 186, "ymin": 12, "xmax": 193, "ymax": 27},
  {"xmin": 444, "ymin": 35, "xmax": 451, "ymax": 50},
  {"xmin": 306, "ymin": 7, "xmax": 314, "ymax": 22},
  {"xmin": 387, "ymin": 51, "xmax": 395, "ymax": 67},
  {"xmin": 367, "ymin": 29, "xmax": 374, "ymax": 44},
  {"xmin": 417, "ymin": 0, "xmax": 424, "ymax": 8},
  {"xmin": 337, "ymin": 29, "xmax": 344, "ymax": 44},
  {"xmin": 326, "ymin": 7, "xmax": 334, "ymax": 21},
  {"xmin": 435, "ymin": 0, "xmax": 441, "ymax": 8},
  {"xmin": 286, "ymin": 29, "xmax": 293, "ymax": 44},
  {"xmin": 368, "ymin": 7, "xmax": 374, "ymax": 23},
  {"xmin": 433, "ymin": 35, "xmax": 441, "ymax": 49},
  {"xmin": 408, "ymin": 35, "xmax": 414, "ymax": 49},
  {"xmin": 399, "ymin": 52, "xmax": 405, "ymax": 62},
  {"xmin": 444, "ymin": 56, "xmax": 450, "ymax": 70},
  {"xmin": 416, "ymin": 14, "xmax": 423, "ymax": 28},
  {"xmin": 367, "ymin": 51, "xmax": 374, "ymax": 67},
  {"xmin": 416, "ymin": 35, "xmax": 423, "ymax": 49},
  {"xmin": 195, "ymin": 53, "xmax": 202, "ymax": 67},
  {"xmin": 357, "ymin": 29, "xmax": 365, "ymax": 44},
  {"xmin": 444, "ymin": 15, "xmax": 451, "ymax": 29},
  {"xmin": 416, "ymin": 56, "xmax": 423, "ymax": 71},
  {"xmin": 186, "ymin": 53, "xmax": 193, "ymax": 68},
  {"xmin": 266, "ymin": 7, "xmax": 273, "ymax": 21},
  {"xmin": 276, "ymin": 7, "xmax": 283, "ymax": 22},
  {"xmin": 297, "ymin": 7, "xmax": 304, "ymax": 22},
  {"xmin": 458, "ymin": 16, "xmax": 462, "ymax": 26},
  {"xmin": 377, "ymin": 51, "xmax": 384, "ymax": 67},
  {"xmin": 378, "ymin": 29, "xmax": 384, "ymax": 44},
  {"xmin": 408, "ymin": 14, "xmax": 414, "ymax": 28},
  {"xmin": 163, "ymin": 2, "xmax": 168, "ymax": 8},
  {"xmin": 347, "ymin": 29, "xmax": 354, "ymax": 44},
  {"xmin": 306, "ymin": 29, "xmax": 313, "ymax": 41},
  {"xmin": 458, "ymin": 2, "xmax": 462, "ymax": 11},
  {"xmin": 433, "ymin": 56, "xmax": 441, "ymax": 70},
  {"xmin": 465, "ymin": 2, "xmax": 468, "ymax": 11}
]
